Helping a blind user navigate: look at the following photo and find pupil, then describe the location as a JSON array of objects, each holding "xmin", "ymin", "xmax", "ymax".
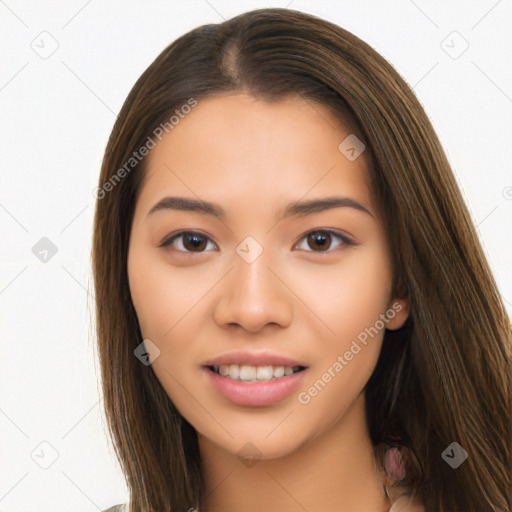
[
  {"xmin": 184, "ymin": 233, "xmax": 206, "ymax": 251},
  {"xmin": 308, "ymin": 231, "xmax": 330, "ymax": 251}
]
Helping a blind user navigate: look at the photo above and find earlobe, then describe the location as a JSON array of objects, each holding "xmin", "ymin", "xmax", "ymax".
[{"xmin": 385, "ymin": 298, "xmax": 410, "ymax": 331}]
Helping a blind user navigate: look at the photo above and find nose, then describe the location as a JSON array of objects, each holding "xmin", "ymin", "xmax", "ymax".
[{"xmin": 213, "ymin": 252, "xmax": 294, "ymax": 333}]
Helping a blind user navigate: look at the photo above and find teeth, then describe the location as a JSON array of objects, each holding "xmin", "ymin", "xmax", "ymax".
[
  {"xmin": 240, "ymin": 365, "xmax": 256, "ymax": 381},
  {"xmin": 256, "ymin": 365, "xmax": 273, "ymax": 380},
  {"xmin": 229, "ymin": 364, "xmax": 239, "ymax": 379},
  {"xmin": 273, "ymin": 366, "xmax": 285, "ymax": 378},
  {"xmin": 213, "ymin": 364, "xmax": 303, "ymax": 382}
]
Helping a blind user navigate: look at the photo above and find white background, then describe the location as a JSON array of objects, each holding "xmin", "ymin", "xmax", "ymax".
[{"xmin": 1, "ymin": 1, "xmax": 511, "ymax": 511}]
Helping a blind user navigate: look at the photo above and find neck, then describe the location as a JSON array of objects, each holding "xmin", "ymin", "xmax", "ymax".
[{"xmin": 197, "ymin": 393, "xmax": 390, "ymax": 512}]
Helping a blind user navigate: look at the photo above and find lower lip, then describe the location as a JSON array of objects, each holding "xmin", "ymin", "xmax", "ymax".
[{"xmin": 202, "ymin": 366, "xmax": 307, "ymax": 407}]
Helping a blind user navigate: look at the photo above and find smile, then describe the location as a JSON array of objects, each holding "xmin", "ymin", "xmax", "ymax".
[
  {"xmin": 203, "ymin": 365, "xmax": 308, "ymax": 407},
  {"xmin": 209, "ymin": 364, "xmax": 305, "ymax": 382}
]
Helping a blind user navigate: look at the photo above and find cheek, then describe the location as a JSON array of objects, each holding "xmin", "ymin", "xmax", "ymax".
[
  {"xmin": 292, "ymin": 249, "xmax": 392, "ymax": 427},
  {"xmin": 127, "ymin": 244, "xmax": 209, "ymax": 338},
  {"xmin": 291, "ymin": 247, "xmax": 393, "ymax": 345},
  {"xmin": 127, "ymin": 247, "xmax": 165, "ymax": 336}
]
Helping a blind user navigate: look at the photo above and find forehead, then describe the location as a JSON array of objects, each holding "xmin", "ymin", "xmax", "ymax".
[{"xmin": 137, "ymin": 93, "xmax": 371, "ymax": 216}]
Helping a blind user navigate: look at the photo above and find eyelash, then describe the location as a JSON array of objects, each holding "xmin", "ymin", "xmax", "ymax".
[{"xmin": 159, "ymin": 229, "xmax": 355, "ymax": 254}]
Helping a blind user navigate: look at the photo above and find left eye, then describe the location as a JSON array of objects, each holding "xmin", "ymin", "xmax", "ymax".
[{"xmin": 294, "ymin": 230, "xmax": 353, "ymax": 252}]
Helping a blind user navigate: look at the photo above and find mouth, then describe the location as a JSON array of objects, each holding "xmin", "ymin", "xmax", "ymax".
[
  {"xmin": 206, "ymin": 364, "xmax": 307, "ymax": 382},
  {"xmin": 202, "ymin": 363, "xmax": 308, "ymax": 407}
]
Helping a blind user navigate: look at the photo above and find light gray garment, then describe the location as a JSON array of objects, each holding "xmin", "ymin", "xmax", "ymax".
[{"xmin": 101, "ymin": 505, "xmax": 127, "ymax": 512}]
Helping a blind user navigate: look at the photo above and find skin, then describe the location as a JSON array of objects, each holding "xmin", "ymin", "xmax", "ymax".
[{"xmin": 127, "ymin": 93, "xmax": 409, "ymax": 511}]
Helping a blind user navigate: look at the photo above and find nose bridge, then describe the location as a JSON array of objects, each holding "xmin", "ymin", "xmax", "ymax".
[
  {"xmin": 235, "ymin": 247, "xmax": 272, "ymax": 298},
  {"xmin": 213, "ymin": 241, "xmax": 293, "ymax": 332},
  {"xmin": 231, "ymin": 234, "xmax": 275, "ymax": 299}
]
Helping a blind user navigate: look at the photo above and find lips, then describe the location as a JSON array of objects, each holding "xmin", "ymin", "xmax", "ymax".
[
  {"xmin": 202, "ymin": 365, "xmax": 308, "ymax": 406},
  {"xmin": 200, "ymin": 350, "xmax": 309, "ymax": 407},
  {"xmin": 201, "ymin": 349, "xmax": 308, "ymax": 368}
]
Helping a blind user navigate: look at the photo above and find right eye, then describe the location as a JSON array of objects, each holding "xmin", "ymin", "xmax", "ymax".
[{"xmin": 159, "ymin": 231, "xmax": 218, "ymax": 253}]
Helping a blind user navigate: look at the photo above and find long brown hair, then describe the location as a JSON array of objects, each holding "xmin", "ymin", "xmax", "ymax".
[{"xmin": 92, "ymin": 8, "xmax": 511, "ymax": 511}]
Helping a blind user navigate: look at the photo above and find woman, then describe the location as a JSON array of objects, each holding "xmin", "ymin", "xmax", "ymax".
[{"xmin": 92, "ymin": 8, "xmax": 511, "ymax": 512}]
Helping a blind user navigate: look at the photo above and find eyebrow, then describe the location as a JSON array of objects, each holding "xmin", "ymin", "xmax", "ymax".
[{"xmin": 146, "ymin": 195, "xmax": 373, "ymax": 221}]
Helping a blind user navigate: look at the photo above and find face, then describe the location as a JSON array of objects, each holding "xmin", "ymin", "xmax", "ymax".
[{"xmin": 127, "ymin": 93, "xmax": 409, "ymax": 460}]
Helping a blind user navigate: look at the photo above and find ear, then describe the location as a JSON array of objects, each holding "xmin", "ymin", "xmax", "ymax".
[{"xmin": 384, "ymin": 297, "xmax": 409, "ymax": 331}]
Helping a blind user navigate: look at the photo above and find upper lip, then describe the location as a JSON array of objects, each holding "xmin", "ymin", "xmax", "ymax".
[{"xmin": 202, "ymin": 350, "xmax": 308, "ymax": 368}]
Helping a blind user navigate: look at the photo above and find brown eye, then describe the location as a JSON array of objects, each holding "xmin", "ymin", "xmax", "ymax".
[
  {"xmin": 307, "ymin": 231, "xmax": 331, "ymax": 251},
  {"xmin": 160, "ymin": 231, "xmax": 217, "ymax": 252},
  {"xmin": 182, "ymin": 233, "xmax": 207, "ymax": 251},
  {"xmin": 295, "ymin": 229, "xmax": 354, "ymax": 253}
]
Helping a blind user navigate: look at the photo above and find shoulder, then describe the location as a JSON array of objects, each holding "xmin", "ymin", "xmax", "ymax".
[{"xmin": 101, "ymin": 505, "xmax": 128, "ymax": 512}]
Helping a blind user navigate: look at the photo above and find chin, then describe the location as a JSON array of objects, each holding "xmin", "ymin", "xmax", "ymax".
[{"xmin": 195, "ymin": 418, "xmax": 315, "ymax": 462}]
